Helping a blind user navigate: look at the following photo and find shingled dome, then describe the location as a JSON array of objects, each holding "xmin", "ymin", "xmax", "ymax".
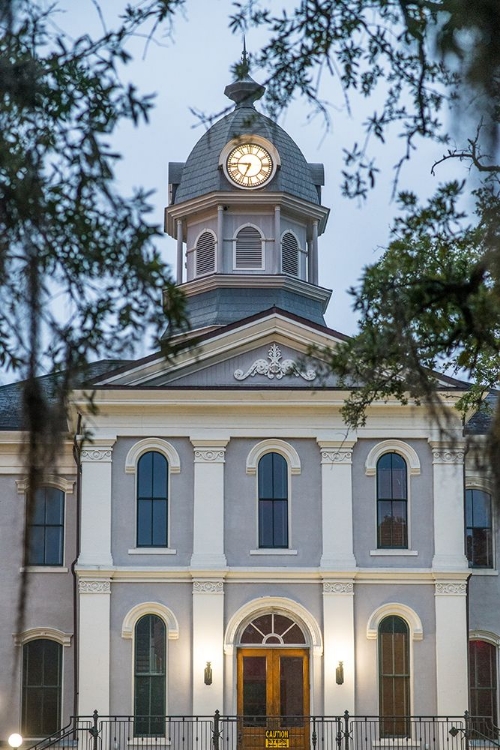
[{"xmin": 173, "ymin": 104, "xmax": 322, "ymax": 205}]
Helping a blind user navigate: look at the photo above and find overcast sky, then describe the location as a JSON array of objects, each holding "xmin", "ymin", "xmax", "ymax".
[{"xmin": 56, "ymin": 0, "xmax": 465, "ymax": 357}]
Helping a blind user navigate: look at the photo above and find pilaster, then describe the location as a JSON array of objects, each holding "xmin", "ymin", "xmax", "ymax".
[
  {"xmin": 190, "ymin": 439, "xmax": 228, "ymax": 569},
  {"xmin": 434, "ymin": 576, "xmax": 469, "ymax": 715},
  {"xmin": 317, "ymin": 441, "xmax": 357, "ymax": 570},
  {"xmin": 78, "ymin": 439, "xmax": 115, "ymax": 567},
  {"xmin": 429, "ymin": 442, "xmax": 468, "ymax": 571},
  {"xmin": 78, "ymin": 576, "xmax": 111, "ymax": 715},
  {"xmin": 192, "ymin": 578, "xmax": 224, "ymax": 714},
  {"xmin": 322, "ymin": 580, "xmax": 355, "ymax": 715}
]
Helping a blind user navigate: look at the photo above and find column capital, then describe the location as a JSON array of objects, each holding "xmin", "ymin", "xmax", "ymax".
[
  {"xmin": 80, "ymin": 439, "xmax": 116, "ymax": 463},
  {"xmin": 428, "ymin": 441, "xmax": 465, "ymax": 464},
  {"xmin": 78, "ymin": 578, "xmax": 111, "ymax": 594},
  {"xmin": 317, "ymin": 440, "xmax": 356, "ymax": 465},
  {"xmin": 434, "ymin": 578, "xmax": 468, "ymax": 596},
  {"xmin": 322, "ymin": 580, "xmax": 354, "ymax": 595},
  {"xmin": 191, "ymin": 439, "xmax": 229, "ymax": 464},
  {"xmin": 192, "ymin": 579, "xmax": 224, "ymax": 594}
]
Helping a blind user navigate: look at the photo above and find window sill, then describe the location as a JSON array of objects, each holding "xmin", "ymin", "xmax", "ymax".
[
  {"xmin": 128, "ymin": 548, "xmax": 177, "ymax": 555},
  {"xmin": 20, "ymin": 566, "xmax": 69, "ymax": 573},
  {"xmin": 250, "ymin": 549, "xmax": 298, "ymax": 556},
  {"xmin": 470, "ymin": 568, "xmax": 498, "ymax": 576},
  {"xmin": 370, "ymin": 550, "xmax": 418, "ymax": 556}
]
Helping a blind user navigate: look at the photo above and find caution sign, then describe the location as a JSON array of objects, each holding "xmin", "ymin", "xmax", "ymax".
[{"xmin": 265, "ymin": 730, "xmax": 290, "ymax": 748}]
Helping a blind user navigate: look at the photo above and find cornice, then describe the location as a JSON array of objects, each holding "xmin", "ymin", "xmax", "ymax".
[
  {"xmin": 165, "ymin": 191, "xmax": 330, "ymax": 237},
  {"xmin": 179, "ymin": 274, "xmax": 332, "ymax": 304}
]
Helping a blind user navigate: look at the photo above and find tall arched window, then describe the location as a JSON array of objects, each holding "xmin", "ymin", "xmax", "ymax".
[
  {"xmin": 258, "ymin": 452, "xmax": 288, "ymax": 548},
  {"xmin": 134, "ymin": 615, "xmax": 166, "ymax": 736},
  {"xmin": 379, "ymin": 616, "xmax": 410, "ymax": 737},
  {"xmin": 195, "ymin": 231, "xmax": 215, "ymax": 276},
  {"xmin": 469, "ymin": 640, "xmax": 497, "ymax": 734},
  {"xmin": 377, "ymin": 453, "xmax": 408, "ymax": 548},
  {"xmin": 22, "ymin": 639, "xmax": 62, "ymax": 737},
  {"xmin": 281, "ymin": 232, "xmax": 299, "ymax": 276},
  {"xmin": 466, "ymin": 489, "xmax": 493, "ymax": 568},
  {"xmin": 235, "ymin": 226, "xmax": 263, "ymax": 269},
  {"xmin": 27, "ymin": 487, "xmax": 65, "ymax": 566},
  {"xmin": 137, "ymin": 452, "xmax": 168, "ymax": 547}
]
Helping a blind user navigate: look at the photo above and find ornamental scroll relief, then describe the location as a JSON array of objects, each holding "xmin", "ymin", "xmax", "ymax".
[
  {"xmin": 435, "ymin": 582, "xmax": 467, "ymax": 595},
  {"xmin": 431, "ymin": 449, "xmax": 465, "ymax": 464},
  {"xmin": 323, "ymin": 582, "xmax": 354, "ymax": 594},
  {"xmin": 192, "ymin": 580, "xmax": 224, "ymax": 594},
  {"xmin": 194, "ymin": 450, "xmax": 226, "ymax": 463},
  {"xmin": 321, "ymin": 449, "xmax": 353, "ymax": 464},
  {"xmin": 234, "ymin": 344, "xmax": 316, "ymax": 382},
  {"xmin": 79, "ymin": 580, "xmax": 111, "ymax": 594},
  {"xmin": 80, "ymin": 449, "xmax": 113, "ymax": 462}
]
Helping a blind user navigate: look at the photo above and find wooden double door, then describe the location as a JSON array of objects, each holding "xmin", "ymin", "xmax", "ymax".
[{"xmin": 237, "ymin": 648, "xmax": 310, "ymax": 750}]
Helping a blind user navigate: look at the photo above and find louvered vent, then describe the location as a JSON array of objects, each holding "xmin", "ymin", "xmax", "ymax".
[
  {"xmin": 235, "ymin": 226, "xmax": 263, "ymax": 269},
  {"xmin": 281, "ymin": 232, "xmax": 299, "ymax": 276},
  {"xmin": 196, "ymin": 231, "xmax": 215, "ymax": 276}
]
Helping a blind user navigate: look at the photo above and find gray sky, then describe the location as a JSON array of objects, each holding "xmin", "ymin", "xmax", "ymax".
[{"xmin": 57, "ymin": 0, "xmax": 464, "ymax": 355}]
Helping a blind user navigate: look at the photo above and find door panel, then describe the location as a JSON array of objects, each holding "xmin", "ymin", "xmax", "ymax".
[{"xmin": 237, "ymin": 649, "xmax": 309, "ymax": 750}]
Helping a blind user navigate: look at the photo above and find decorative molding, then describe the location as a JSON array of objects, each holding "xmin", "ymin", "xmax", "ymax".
[
  {"xmin": 320, "ymin": 448, "xmax": 353, "ymax": 464},
  {"xmin": 121, "ymin": 602, "xmax": 179, "ymax": 640},
  {"xmin": 193, "ymin": 580, "xmax": 224, "ymax": 594},
  {"xmin": 14, "ymin": 627, "xmax": 72, "ymax": 647},
  {"xmin": 125, "ymin": 438, "xmax": 181, "ymax": 474},
  {"xmin": 435, "ymin": 582, "xmax": 467, "ymax": 595},
  {"xmin": 365, "ymin": 440, "xmax": 421, "ymax": 476},
  {"xmin": 469, "ymin": 629, "xmax": 500, "ymax": 647},
  {"xmin": 16, "ymin": 475, "xmax": 75, "ymax": 494},
  {"xmin": 323, "ymin": 581, "xmax": 354, "ymax": 594},
  {"xmin": 234, "ymin": 343, "xmax": 316, "ymax": 382},
  {"xmin": 80, "ymin": 449, "xmax": 113, "ymax": 462},
  {"xmin": 366, "ymin": 602, "xmax": 424, "ymax": 641},
  {"xmin": 246, "ymin": 439, "xmax": 301, "ymax": 475},
  {"xmin": 431, "ymin": 448, "xmax": 465, "ymax": 465},
  {"xmin": 194, "ymin": 449, "xmax": 226, "ymax": 463},
  {"xmin": 79, "ymin": 579, "xmax": 111, "ymax": 594}
]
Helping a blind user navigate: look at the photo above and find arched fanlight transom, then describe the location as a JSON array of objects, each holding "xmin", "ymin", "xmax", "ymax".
[{"xmin": 240, "ymin": 613, "xmax": 306, "ymax": 645}]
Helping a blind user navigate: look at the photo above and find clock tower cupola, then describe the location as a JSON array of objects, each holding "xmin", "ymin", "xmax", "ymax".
[{"xmin": 164, "ymin": 56, "xmax": 331, "ymax": 336}]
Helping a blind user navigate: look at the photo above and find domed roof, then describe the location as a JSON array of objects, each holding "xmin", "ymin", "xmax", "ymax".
[{"xmin": 174, "ymin": 101, "xmax": 321, "ymax": 205}]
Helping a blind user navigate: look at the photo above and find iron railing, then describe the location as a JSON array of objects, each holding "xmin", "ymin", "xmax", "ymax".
[{"xmin": 25, "ymin": 711, "xmax": 500, "ymax": 750}]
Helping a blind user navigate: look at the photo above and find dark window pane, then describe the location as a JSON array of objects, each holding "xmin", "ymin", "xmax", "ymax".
[
  {"xmin": 134, "ymin": 616, "xmax": 166, "ymax": 737},
  {"xmin": 258, "ymin": 453, "xmax": 274, "ymax": 497},
  {"xmin": 242, "ymin": 656, "xmax": 267, "ymax": 724},
  {"xmin": 272, "ymin": 454, "xmax": 288, "ymax": 499},
  {"xmin": 152, "ymin": 453, "xmax": 168, "ymax": 497},
  {"xmin": 27, "ymin": 488, "xmax": 64, "ymax": 566},
  {"xmin": 151, "ymin": 501, "xmax": 167, "ymax": 546},
  {"xmin": 137, "ymin": 500, "xmax": 152, "ymax": 547},
  {"xmin": 377, "ymin": 454, "xmax": 408, "ymax": 549},
  {"xmin": 138, "ymin": 453, "xmax": 153, "ymax": 496},
  {"xmin": 28, "ymin": 527, "xmax": 44, "ymax": 565},
  {"xmin": 258, "ymin": 452, "xmax": 289, "ymax": 549},
  {"xmin": 22, "ymin": 640, "xmax": 61, "ymax": 737},
  {"xmin": 280, "ymin": 657, "xmax": 303, "ymax": 719},
  {"xmin": 45, "ymin": 527, "xmax": 63, "ymax": 566},
  {"xmin": 466, "ymin": 490, "xmax": 493, "ymax": 568},
  {"xmin": 137, "ymin": 452, "xmax": 168, "ymax": 548},
  {"xmin": 45, "ymin": 489, "xmax": 64, "ymax": 524},
  {"xmin": 273, "ymin": 500, "xmax": 288, "ymax": 547},
  {"xmin": 259, "ymin": 500, "xmax": 274, "ymax": 547}
]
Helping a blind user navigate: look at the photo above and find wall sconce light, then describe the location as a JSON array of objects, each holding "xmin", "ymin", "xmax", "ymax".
[
  {"xmin": 204, "ymin": 661, "xmax": 213, "ymax": 685},
  {"xmin": 336, "ymin": 661, "xmax": 344, "ymax": 685}
]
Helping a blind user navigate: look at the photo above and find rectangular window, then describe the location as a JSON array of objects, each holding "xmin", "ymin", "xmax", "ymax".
[
  {"xmin": 22, "ymin": 639, "xmax": 62, "ymax": 737},
  {"xmin": 466, "ymin": 489, "xmax": 493, "ymax": 568},
  {"xmin": 27, "ymin": 488, "xmax": 64, "ymax": 566}
]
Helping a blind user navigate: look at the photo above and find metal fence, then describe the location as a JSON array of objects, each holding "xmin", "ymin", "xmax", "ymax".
[{"xmin": 26, "ymin": 711, "xmax": 500, "ymax": 750}]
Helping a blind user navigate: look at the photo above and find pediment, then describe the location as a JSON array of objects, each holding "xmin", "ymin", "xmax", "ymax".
[{"xmin": 94, "ymin": 312, "xmax": 346, "ymax": 389}]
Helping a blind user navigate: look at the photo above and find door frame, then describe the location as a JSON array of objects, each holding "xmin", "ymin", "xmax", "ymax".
[{"xmin": 237, "ymin": 647, "xmax": 310, "ymax": 717}]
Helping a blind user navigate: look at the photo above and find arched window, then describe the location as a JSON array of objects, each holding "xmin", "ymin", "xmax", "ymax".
[
  {"xmin": 377, "ymin": 453, "xmax": 408, "ymax": 549},
  {"xmin": 258, "ymin": 452, "xmax": 288, "ymax": 548},
  {"xmin": 469, "ymin": 640, "xmax": 497, "ymax": 734},
  {"xmin": 22, "ymin": 639, "xmax": 62, "ymax": 737},
  {"xmin": 379, "ymin": 616, "xmax": 410, "ymax": 737},
  {"xmin": 27, "ymin": 487, "xmax": 65, "ymax": 566},
  {"xmin": 466, "ymin": 489, "xmax": 493, "ymax": 568},
  {"xmin": 195, "ymin": 231, "xmax": 215, "ymax": 276},
  {"xmin": 235, "ymin": 226, "xmax": 263, "ymax": 270},
  {"xmin": 281, "ymin": 232, "xmax": 299, "ymax": 276},
  {"xmin": 134, "ymin": 615, "xmax": 166, "ymax": 736},
  {"xmin": 137, "ymin": 452, "xmax": 168, "ymax": 547},
  {"xmin": 240, "ymin": 613, "xmax": 306, "ymax": 645}
]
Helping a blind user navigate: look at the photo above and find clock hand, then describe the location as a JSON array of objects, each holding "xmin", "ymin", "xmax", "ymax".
[{"xmin": 240, "ymin": 161, "xmax": 252, "ymax": 175}]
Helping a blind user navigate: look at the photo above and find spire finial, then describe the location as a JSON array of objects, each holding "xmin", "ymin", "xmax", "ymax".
[{"xmin": 241, "ymin": 36, "xmax": 249, "ymax": 76}]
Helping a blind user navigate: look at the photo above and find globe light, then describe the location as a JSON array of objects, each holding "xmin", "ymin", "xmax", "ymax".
[{"xmin": 8, "ymin": 734, "xmax": 23, "ymax": 748}]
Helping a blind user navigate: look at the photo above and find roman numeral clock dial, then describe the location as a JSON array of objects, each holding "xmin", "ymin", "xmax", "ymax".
[{"xmin": 226, "ymin": 143, "xmax": 274, "ymax": 188}]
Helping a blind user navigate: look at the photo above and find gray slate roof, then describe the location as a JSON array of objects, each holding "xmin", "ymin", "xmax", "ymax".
[{"xmin": 173, "ymin": 105, "xmax": 321, "ymax": 205}]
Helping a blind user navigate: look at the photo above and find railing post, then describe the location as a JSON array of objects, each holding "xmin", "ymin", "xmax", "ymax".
[
  {"xmin": 88, "ymin": 709, "xmax": 100, "ymax": 750},
  {"xmin": 311, "ymin": 717, "xmax": 317, "ymax": 750},
  {"xmin": 343, "ymin": 710, "xmax": 350, "ymax": 750},
  {"xmin": 213, "ymin": 710, "xmax": 220, "ymax": 750},
  {"xmin": 464, "ymin": 710, "xmax": 470, "ymax": 750}
]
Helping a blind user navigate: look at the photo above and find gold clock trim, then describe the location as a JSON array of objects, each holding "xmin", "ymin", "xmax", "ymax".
[{"xmin": 226, "ymin": 142, "xmax": 274, "ymax": 188}]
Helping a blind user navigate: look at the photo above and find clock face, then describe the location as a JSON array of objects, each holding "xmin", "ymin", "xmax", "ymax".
[{"xmin": 226, "ymin": 143, "xmax": 274, "ymax": 188}]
